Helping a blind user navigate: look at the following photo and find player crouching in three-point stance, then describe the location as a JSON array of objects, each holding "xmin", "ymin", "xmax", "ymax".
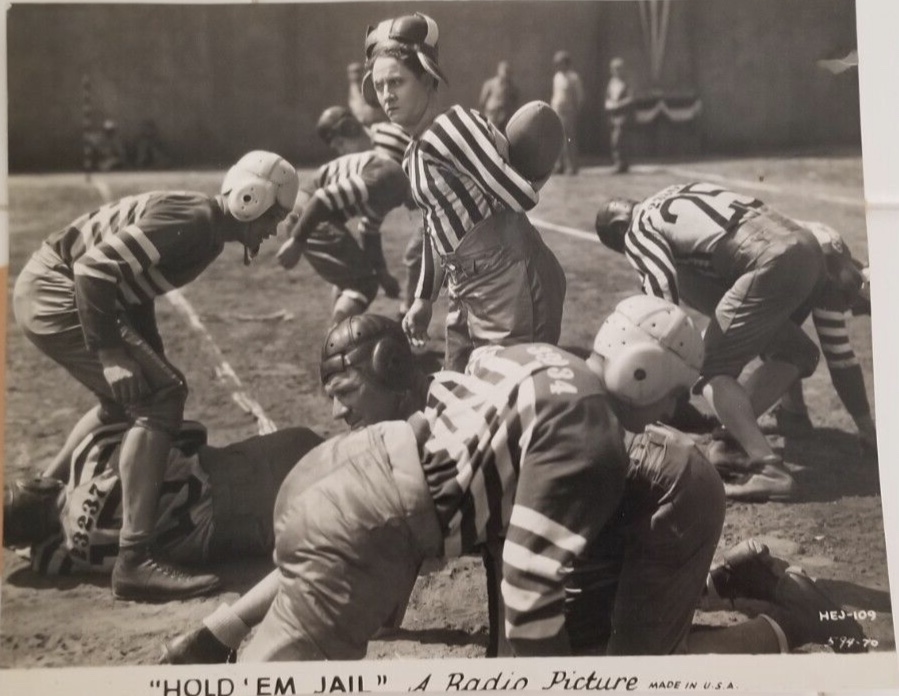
[
  {"xmin": 595, "ymin": 183, "xmax": 873, "ymax": 502},
  {"xmin": 12, "ymin": 151, "xmax": 299, "ymax": 601},
  {"xmin": 162, "ymin": 298, "xmax": 863, "ymax": 662},
  {"xmin": 276, "ymin": 106, "xmax": 410, "ymax": 326}
]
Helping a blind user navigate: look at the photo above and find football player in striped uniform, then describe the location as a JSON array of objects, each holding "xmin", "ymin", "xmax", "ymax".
[
  {"xmin": 3, "ymin": 424, "xmax": 322, "ymax": 578},
  {"xmin": 362, "ymin": 13, "xmax": 567, "ymax": 371},
  {"xmin": 767, "ymin": 221, "xmax": 875, "ymax": 454},
  {"xmin": 12, "ymin": 151, "xmax": 299, "ymax": 601},
  {"xmin": 595, "ymin": 183, "xmax": 873, "ymax": 501},
  {"xmin": 276, "ymin": 107, "xmax": 410, "ymax": 325},
  {"xmin": 161, "ymin": 305, "xmax": 864, "ymax": 662}
]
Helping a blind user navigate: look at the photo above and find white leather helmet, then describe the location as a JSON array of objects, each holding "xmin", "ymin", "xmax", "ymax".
[
  {"xmin": 593, "ymin": 295, "xmax": 703, "ymax": 406},
  {"xmin": 221, "ymin": 151, "xmax": 299, "ymax": 222}
]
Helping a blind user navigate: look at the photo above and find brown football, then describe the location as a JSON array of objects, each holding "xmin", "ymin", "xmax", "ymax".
[{"xmin": 505, "ymin": 101, "xmax": 564, "ymax": 182}]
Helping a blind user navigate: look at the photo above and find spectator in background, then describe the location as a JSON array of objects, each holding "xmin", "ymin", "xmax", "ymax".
[
  {"xmin": 550, "ymin": 50, "xmax": 584, "ymax": 175},
  {"xmin": 86, "ymin": 119, "xmax": 128, "ymax": 172},
  {"xmin": 347, "ymin": 61, "xmax": 387, "ymax": 127},
  {"xmin": 479, "ymin": 60, "xmax": 520, "ymax": 131},
  {"xmin": 604, "ymin": 57, "xmax": 633, "ymax": 174},
  {"xmin": 133, "ymin": 119, "xmax": 170, "ymax": 170}
]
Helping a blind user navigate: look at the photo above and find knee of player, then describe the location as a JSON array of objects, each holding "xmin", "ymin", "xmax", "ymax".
[{"xmin": 131, "ymin": 383, "xmax": 189, "ymax": 435}]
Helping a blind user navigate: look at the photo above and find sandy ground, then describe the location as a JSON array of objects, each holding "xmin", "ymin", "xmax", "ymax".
[{"xmin": 1, "ymin": 158, "xmax": 893, "ymax": 669}]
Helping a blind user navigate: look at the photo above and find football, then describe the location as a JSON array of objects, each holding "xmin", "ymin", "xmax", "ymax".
[{"xmin": 504, "ymin": 100, "xmax": 564, "ymax": 182}]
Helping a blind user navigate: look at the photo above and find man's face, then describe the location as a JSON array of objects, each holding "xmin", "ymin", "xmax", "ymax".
[
  {"xmin": 324, "ymin": 367, "xmax": 402, "ymax": 430},
  {"xmin": 242, "ymin": 205, "xmax": 289, "ymax": 260}
]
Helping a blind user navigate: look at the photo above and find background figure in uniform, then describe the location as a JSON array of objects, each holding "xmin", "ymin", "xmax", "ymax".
[
  {"xmin": 347, "ymin": 61, "xmax": 387, "ymax": 127},
  {"xmin": 550, "ymin": 50, "xmax": 584, "ymax": 175},
  {"xmin": 4, "ymin": 423, "xmax": 323, "ymax": 578},
  {"xmin": 604, "ymin": 57, "xmax": 633, "ymax": 174},
  {"xmin": 479, "ymin": 60, "xmax": 520, "ymax": 132},
  {"xmin": 86, "ymin": 119, "xmax": 128, "ymax": 172},
  {"xmin": 13, "ymin": 150, "xmax": 298, "ymax": 601},
  {"xmin": 277, "ymin": 107, "xmax": 408, "ymax": 325},
  {"xmin": 594, "ymin": 183, "xmax": 873, "ymax": 502},
  {"xmin": 133, "ymin": 119, "xmax": 170, "ymax": 170},
  {"xmin": 362, "ymin": 12, "xmax": 566, "ymax": 371}
]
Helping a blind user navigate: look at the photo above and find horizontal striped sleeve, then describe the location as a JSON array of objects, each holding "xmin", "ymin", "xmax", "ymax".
[
  {"xmin": 812, "ymin": 308, "xmax": 857, "ymax": 368},
  {"xmin": 314, "ymin": 174, "xmax": 370, "ymax": 213},
  {"xmin": 625, "ymin": 218, "xmax": 679, "ymax": 304}
]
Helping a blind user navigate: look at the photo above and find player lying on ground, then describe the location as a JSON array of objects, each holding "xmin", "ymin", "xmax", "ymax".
[
  {"xmin": 363, "ymin": 12, "xmax": 567, "ymax": 371},
  {"xmin": 595, "ymin": 183, "xmax": 873, "ymax": 502},
  {"xmin": 12, "ymin": 151, "xmax": 299, "ymax": 602},
  {"xmin": 4, "ymin": 425, "xmax": 323, "ymax": 575},
  {"xmin": 161, "ymin": 300, "xmax": 864, "ymax": 662},
  {"xmin": 276, "ymin": 106, "xmax": 410, "ymax": 326}
]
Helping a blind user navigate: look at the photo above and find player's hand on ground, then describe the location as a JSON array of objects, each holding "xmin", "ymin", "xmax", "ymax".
[
  {"xmin": 377, "ymin": 270, "xmax": 401, "ymax": 299},
  {"xmin": 276, "ymin": 238, "xmax": 305, "ymax": 270},
  {"xmin": 402, "ymin": 299, "xmax": 433, "ymax": 348},
  {"xmin": 97, "ymin": 347, "xmax": 149, "ymax": 404}
]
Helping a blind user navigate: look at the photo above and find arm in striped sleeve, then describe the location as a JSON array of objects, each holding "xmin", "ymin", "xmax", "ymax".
[
  {"xmin": 812, "ymin": 308, "xmax": 870, "ymax": 419},
  {"xmin": 425, "ymin": 107, "xmax": 539, "ymax": 212},
  {"xmin": 501, "ymin": 393, "xmax": 627, "ymax": 656},
  {"xmin": 73, "ymin": 201, "xmax": 212, "ymax": 351},
  {"xmin": 623, "ymin": 222, "xmax": 680, "ymax": 305},
  {"xmin": 414, "ymin": 232, "xmax": 446, "ymax": 302}
]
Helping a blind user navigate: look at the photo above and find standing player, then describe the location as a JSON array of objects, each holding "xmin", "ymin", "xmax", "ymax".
[
  {"xmin": 362, "ymin": 12, "xmax": 567, "ymax": 371},
  {"xmin": 277, "ymin": 107, "xmax": 409, "ymax": 325},
  {"xmin": 594, "ymin": 183, "xmax": 872, "ymax": 500},
  {"xmin": 162, "ymin": 299, "xmax": 863, "ymax": 661},
  {"xmin": 13, "ymin": 150, "xmax": 299, "ymax": 601}
]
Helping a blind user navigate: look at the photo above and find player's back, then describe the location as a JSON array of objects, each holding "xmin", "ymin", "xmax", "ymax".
[{"xmin": 420, "ymin": 343, "xmax": 624, "ymax": 556}]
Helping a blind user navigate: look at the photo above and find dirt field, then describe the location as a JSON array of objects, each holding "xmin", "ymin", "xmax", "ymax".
[{"xmin": 1, "ymin": 157, "xmax": 893, "ymax": 668}]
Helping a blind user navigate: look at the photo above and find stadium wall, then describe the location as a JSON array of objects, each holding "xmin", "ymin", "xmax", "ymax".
[{"xmin": 7, "ymin": 0, "xmax": 860, "ymax": 172}]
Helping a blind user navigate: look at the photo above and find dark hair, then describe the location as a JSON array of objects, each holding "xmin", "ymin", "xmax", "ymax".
[{"xmin": 365, "ymin": 42, "xmax": 431, "ymax": 83}]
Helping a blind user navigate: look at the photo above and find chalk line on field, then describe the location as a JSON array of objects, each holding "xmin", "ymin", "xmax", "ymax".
[
  {"xmin": 659, "ymin": 166, "xmax": 864, "ymax": 209},
  {"xmin": 89, "ymin": 177, "xmax": 277, "ymax": 435}
]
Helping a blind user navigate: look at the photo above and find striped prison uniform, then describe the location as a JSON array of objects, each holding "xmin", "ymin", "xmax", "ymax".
[
  {"xmin": 28, "ymin": 423, "xmax": 323, "ymax": 576},
  {"xmin": 419, "ymin": 343, "xmax": 627, "ymax": 653},
  {"xmin": 45, "ymin": 192, "xmax": 226, "ymax": 351},
  {"xmin": 368, "ymin": 121, "xmax": 411, "ymax": 165},
  {"xmin": 621, "ymin": 182, "xmax": 829, "ymax": 381},
  {"xmin": 404, "ymin": 105, "xmax": 540, "ymax": 300}
]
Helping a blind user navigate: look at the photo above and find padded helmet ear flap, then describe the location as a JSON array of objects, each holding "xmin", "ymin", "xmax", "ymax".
[
  {"xmin": 370, "ymin": 334, "xmax": 413, "ymax": 390},
  {"xmin": 593, "ymin": 295, "xmax": 703, "ymax": 406},
  {"xmin": 222, "ymin": 151, "xmax": 299, "ymax": 222},
  {"xmin": 603, "ymin": 342, "xmax": 685, "ymax": 407}
]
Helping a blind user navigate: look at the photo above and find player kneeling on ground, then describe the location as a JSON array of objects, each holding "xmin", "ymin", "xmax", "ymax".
[
  {"xmin": 12, "ymin": 151, "xmax": 298, "ymax": 602},
  {"xmin": 162, "ymin": 299, "xmax": 864, "ymax": 661}
]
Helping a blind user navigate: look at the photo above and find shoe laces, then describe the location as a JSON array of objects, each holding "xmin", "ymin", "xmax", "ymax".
[{"xmin": 147, "ymin": 556, "xmax": 192, "ymax": 580}]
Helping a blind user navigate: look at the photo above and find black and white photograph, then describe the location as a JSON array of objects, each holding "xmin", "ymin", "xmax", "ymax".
[{"xmin": 2, "ymin": 0, "xmax": 898, "ymax": 692}]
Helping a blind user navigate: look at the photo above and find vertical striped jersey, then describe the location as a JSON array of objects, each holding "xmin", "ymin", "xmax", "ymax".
[
  {"xmin": 368, "ymin": 121, "xmax": 412, "ymax": 165},
  {"xmin": 29, "ymin": 422, "xmax": 213, "ymax": 576},
  {"xmin": 624, "ymin": 182, "xmax": 766, "ymax": 305},
  {"xmin": 405, "ymin": 106, "xmax": 540, "ymax": 299},
  {"xmin": 312, "ymin": 151, "xmax": 408, "ymax": 237},
  {"xmin": 418, "ymin": 343, "xmax": 627, "ymax": 652},
  {"xmin": 43, "ymin": 191, "xmax": 225, "ymax": 351}
]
